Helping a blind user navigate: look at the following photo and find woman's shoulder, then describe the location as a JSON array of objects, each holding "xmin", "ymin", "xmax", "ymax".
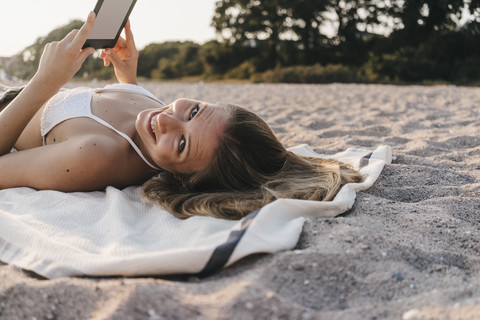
[
  {"xmin": 62, "ymin": 134, "xmax": 145, "ymax": 182},
  {"xmin": 64, "ymin": 134, "xmax": 122, "ymax": 162},
  {"xmin": 70, "ymin": 133, "xmax": 155, "ymax": 186}
]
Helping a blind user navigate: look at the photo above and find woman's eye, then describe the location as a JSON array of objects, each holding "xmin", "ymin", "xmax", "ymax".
[
  {"xmin": 179, "ymin": 136, "xmax": 186, "ymax": 153},
  {"xmin": 190, "ymin": 105, "xmax": 199, "ymax": 119}
]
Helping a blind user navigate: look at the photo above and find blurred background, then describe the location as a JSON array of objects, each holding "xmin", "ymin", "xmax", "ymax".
[{"xmin": 1, "ymin": 0, "xmax": 480, "ymax": 85}]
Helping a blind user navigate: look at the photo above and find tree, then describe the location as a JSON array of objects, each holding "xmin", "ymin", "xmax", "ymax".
[
  {"xmin": 288, "ymin": 0, "xmax": 329, "ymax": 64},
  {"xmin": 466, "ymin": 0, "xmax": 480, "ymax": 21},
  {"xmin": 198, "ymin": 40, "xmax": 247, "ymax": 77},
  {"xmin": 212, "ymin": 0, "xmax": 290, "ymax": 67},
  {"xmin": 138, "ymin": 42, "xmax": 186, "ymax": 78},
  {"xmin": 211, "ymin": 0, "xmax": 389, "ymax": 67},
  {"xmin": 388, "ymin": 0, "xmax": 465, "ymax": 46},
  {"xmin": 323, "ymin": 0, "xmax": 388, "ymax": 65},
  {"xmin": 139, "ymin": 41, "xmax": 203, "ymax": 79}
]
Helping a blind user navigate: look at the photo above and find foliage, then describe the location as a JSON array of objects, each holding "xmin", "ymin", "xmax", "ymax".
[
  {"xmin": 138, "ymin": 41, "xmax": 203, "ymax": 79},
  {"xmin": 6, "ymin": 1, "xmax": 480, "ymax": 84},
  {"xmin": 258, "ymin": 64, "xmax": 368, "ymax": 83},
  {"xmin": 226, "ymin": 61, "xmax": 257, "ymax": 79}
]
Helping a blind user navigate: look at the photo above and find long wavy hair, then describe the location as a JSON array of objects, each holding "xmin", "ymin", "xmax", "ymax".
[{"xmin": 142, "ymin": 104, "xmax": 363, "ymax": 220}]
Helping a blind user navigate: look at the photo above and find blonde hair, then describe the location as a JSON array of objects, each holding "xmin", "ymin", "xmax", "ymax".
[{"xmin": 142, "ymin": 104, "xmax": 363, "ymax": 220}]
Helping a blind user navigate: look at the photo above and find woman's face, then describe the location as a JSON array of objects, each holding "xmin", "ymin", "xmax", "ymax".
[{"xmin": 136, "ymin": 98, "xmax": 230, "ymax": 173}]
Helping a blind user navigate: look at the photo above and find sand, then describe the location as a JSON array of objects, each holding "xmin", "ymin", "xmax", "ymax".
[{"xmin": 1, "ymin": 82, "xmax": 480, "ymax": 319}]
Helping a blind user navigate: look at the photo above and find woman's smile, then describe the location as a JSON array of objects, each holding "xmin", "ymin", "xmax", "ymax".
[
  {"xmin": 146, "ymin": 107, "xmax": 169, "ymax": 142},
  {"xmin": 150, "ymin": 114, "xmax": 158, "ymax": 136}
]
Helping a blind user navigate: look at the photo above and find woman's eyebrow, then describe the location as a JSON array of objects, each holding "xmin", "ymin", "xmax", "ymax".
[
  {"xmin": 195, "ymin": 103, "xmax": 208, "ymax": 119},
  {"xmin": 185, "ymin": 105, "xmax": 209, "ymax": 159}
]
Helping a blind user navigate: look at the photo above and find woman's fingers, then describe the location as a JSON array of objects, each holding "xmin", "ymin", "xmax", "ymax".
[
  {"xmin": 72, "ymin": 11, "xmax": 96, "ymax": 49},
  {"xmin": 115, "ymin": 36, "xmax": 127, "ymax": 49},
  {"xmin": 33, "ymin": 11, "xmax": 97, "ymax": 88},
  {"xmin": 104, "ymin": 48, "xmax": 122, "ymax": 66},
  {"xmin": 104, "ymin": 56, "xmax": 111, "ymax": 67},
  {"xmin": 124, "ymin": 20, "xmax": 136, "ymax": 48},
  {"xmin": 76, "ymin": 47, "xmax": 96, "ymax": 68},
  {"xmin": 63, "ymin": 29, "xmax": 78, "ymax": 43}
]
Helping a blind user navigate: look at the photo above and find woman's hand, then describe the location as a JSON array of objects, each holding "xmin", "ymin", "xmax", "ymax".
[
  {"xmin": 32, "ymin": 12, "xmax": 96, "ymax": 92},
  {"xmin": 0, "ymin": 12, "xmax": 95, "ymax": 156},
  {"xmin": 100, "ymin": 21, "xmax": 139, "ymax": 84}
]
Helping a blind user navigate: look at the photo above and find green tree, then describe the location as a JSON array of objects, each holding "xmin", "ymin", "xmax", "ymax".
[
  {"xmin": 139, "ymin": 41, "xmax": 203, "ymax": 79},
  {"xmin": 211, "ymin": 0, "xmax": 388, "ymax": 67},
  {"xmin": 325, "ymin": 0, "xmax": 390, "ymax": 65},
  {"xmin": 198, "ymin": 40, "xmax": 239, "ymax": 77},
  {"xmin": 389, "ymin": 0, "xmax": 465, "ymax": 45},
  {"xmin": 466, "ymin": 0, "xmax": 480, "ymax": 19},
  {"xmin": 212, "ymin": 0, "xmax": 289, "ymax": 67},
  {"xmin": 288, "ymin": 0, "xmax": 329, "ymax": 64},
  {"xmin": 369, "ymin": 0, "xmax": 480, "ymax": 83},
  {"xmin": 138, "ymin": 42, "xmax": 183, "ymax": 78}
]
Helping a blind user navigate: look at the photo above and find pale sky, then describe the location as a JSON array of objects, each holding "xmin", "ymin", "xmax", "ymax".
[{"xmin": 0, "ymin": 0, "xmax": 219, "ymax": 57}]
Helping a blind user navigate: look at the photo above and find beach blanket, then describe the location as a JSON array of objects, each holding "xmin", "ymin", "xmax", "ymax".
[{"xmin": 0, "ymin": 144, "xmax": 391, "ymax": 279}]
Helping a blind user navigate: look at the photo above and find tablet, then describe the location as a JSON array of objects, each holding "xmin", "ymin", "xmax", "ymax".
[{"xmin": 83, "ymin": 0, "xmax": 137, "ymax": 49}]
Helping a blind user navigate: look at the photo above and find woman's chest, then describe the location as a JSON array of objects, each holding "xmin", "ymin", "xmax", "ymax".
[{"xmin": 16, "ymin": 90, "xmax": 159, "ymax": 149}]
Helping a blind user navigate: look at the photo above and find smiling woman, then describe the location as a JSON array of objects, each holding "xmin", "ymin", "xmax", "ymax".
[{"xmin": 0, "ymin": 12, "xmax": 362, "ymax": 220}]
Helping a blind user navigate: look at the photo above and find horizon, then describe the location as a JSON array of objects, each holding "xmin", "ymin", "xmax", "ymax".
[{"xmin": 0, "ymin": 0, "xmax": 218, "ymax": 57}]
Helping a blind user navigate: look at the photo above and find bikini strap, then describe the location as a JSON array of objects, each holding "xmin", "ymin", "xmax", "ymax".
[
  {"xmin": 89, "ymin": 115, "xmax": 161, "ymax": 171},
  {"xmin": 95, "ymin": 86, "xmax": 166, "ymax": 106}
]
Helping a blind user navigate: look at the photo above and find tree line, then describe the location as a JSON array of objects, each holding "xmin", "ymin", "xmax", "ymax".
[{"xmin": 7, "ymin": 0, "xmax": 480, "ymax": 84}]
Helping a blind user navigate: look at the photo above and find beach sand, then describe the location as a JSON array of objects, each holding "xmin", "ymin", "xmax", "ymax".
[{"xmin": 1, "ymin": 82, "xmax": 479, "ymax": 319}]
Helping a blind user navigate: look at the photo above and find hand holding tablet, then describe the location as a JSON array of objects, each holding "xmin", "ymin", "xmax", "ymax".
[
  {"xmin": 34, "ymin": 12, "xmax": 97, "ymax": 91},
  {"xmin": 99, "ymin": 20, "xmax": 139, "ymax": 84}
]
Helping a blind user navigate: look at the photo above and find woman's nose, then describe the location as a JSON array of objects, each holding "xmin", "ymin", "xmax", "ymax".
[{"xmin": 157, "ymin": 112, "xmax": 181, "ymax": 134}]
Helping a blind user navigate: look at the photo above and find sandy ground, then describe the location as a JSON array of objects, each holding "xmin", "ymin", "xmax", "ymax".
[{"xmin": 1, "ymin": 82, "xmax": 480, "ymax": 319}]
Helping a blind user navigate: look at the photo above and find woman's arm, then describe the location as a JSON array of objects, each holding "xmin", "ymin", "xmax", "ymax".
[
  {"xmin": 0, "ymin": 12, "xmax": 96, "ymax": 156},
  {"xmin": 0, "ymin": 136, "xmax": 128, "ymax": 191},
  {"xmin": 99, "ymin": 21, "xmax": 139, "ymax": 84}
]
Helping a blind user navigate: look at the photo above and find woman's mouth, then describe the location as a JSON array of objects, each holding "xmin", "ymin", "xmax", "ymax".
[
  {"xmin": 146, "ymin": 106, "xmax": 170, "ymax": 141},
  {"xmin": 150, "ymin": 114, "xmax": 159, "ymax": 133},
  {"xmin": 148, "ymin": 112, "xmax": 161, "ymax": 141}
]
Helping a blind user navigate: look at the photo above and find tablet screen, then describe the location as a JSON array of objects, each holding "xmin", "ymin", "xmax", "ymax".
[{"xmin": 88, "ymin": 0, "xmax": 134, "ymax": 39}]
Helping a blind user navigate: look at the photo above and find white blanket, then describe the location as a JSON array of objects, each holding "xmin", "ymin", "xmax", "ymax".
[{"xmin": 0, "ymin": 145, "xmax": 392, "ymax": 279}]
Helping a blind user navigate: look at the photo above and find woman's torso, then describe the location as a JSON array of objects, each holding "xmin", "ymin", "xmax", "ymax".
[{"xmin": 14, "ymin": 84, "xmax": 165, "ymax": 185}]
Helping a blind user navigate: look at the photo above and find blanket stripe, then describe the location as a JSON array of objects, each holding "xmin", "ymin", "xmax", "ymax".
[
  {"xmin": 360, "ymin": 152, "xmax": 373, "ymax": 169},
  {"xmin": 198, "ymin": 209, "xmax": 260, "ymax": 276}
]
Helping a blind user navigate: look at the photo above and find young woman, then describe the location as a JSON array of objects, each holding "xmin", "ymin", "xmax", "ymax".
[{"xmin": 0, "ymin": 13, "xmax": 362, "ymax": 220}]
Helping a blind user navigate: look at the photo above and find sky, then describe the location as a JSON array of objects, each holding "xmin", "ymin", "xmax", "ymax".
[{"xmin": 0, "ymin": 0, "xmax": 219, "ymax": 57}]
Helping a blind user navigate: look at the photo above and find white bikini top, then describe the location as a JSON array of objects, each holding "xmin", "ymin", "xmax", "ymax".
[{"xmin": 41, "ymin": 83, "xmax": 165, "ymax": 170}]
